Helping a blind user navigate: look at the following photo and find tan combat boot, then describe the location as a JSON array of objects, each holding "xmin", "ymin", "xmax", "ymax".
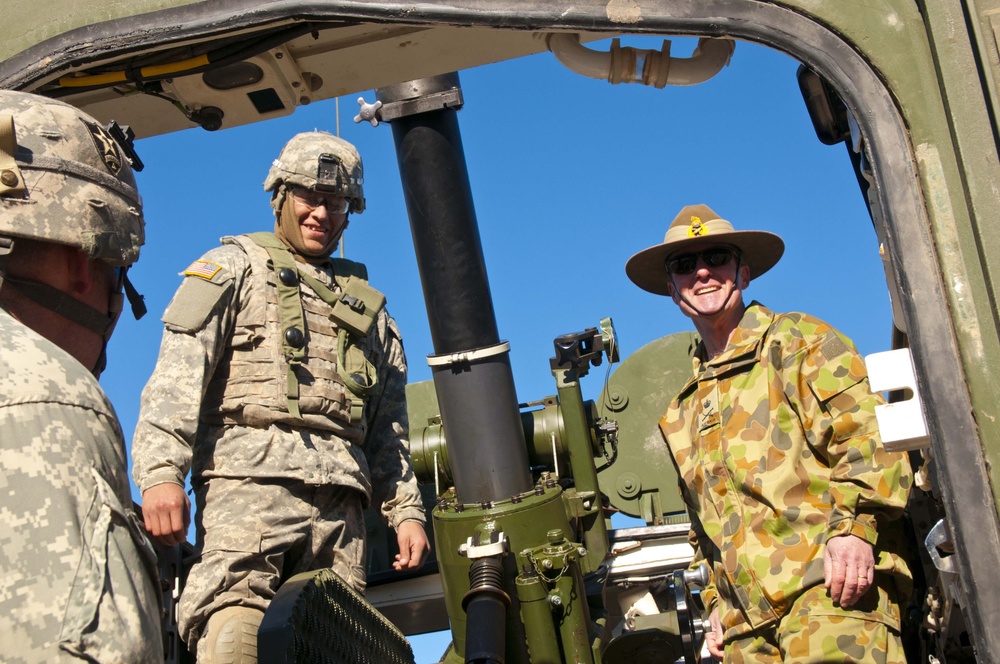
[{"xmin": 200, "ymin": 606, "xmax": 264, "ymax": 663}]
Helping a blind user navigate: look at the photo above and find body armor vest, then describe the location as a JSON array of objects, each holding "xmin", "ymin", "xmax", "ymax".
[{"xmin": 203, "ymin": 233, "xmax": 384, "ymax": 433}]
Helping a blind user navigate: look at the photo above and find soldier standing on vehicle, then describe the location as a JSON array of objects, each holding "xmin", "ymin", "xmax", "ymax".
[
  {"xmin": 0, "ymin": 90, "xmax": 161, "ymax": 662},
  {"xmin": 132, "ymin": 131, "xmax": 428, "ymax": 663},
  {"xmin": 626, "ymin": 204, "xmax": 913, "ymax": 663}
]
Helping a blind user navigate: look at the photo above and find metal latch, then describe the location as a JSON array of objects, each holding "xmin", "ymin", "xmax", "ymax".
[{"xmin": 864, "ymin": 348, "xmax": 931, "ymax": 451}]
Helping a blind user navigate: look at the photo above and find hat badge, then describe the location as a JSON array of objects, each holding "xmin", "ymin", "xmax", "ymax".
[{"xmin": 687, "ymin": 216, "xmax": 707, "ymax": 237}]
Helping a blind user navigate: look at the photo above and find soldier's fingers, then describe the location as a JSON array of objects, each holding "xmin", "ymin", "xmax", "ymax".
[
  {"xmin": 409, "ymin": 541, "xmax": 426, "ymax": 568},
  {"xmin": 828, "ymin": 562, "xmax": 849, "ymax": 603},
  {"xmin": 705, "ymin": 613, "xmax": 725, "ymax": 660},
  {"xmin": 165, "ymin": 510, "xmax": 185, "ymax": 542}
]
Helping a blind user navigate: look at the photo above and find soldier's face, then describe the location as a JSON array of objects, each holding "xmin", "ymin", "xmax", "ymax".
[
  {"xmin": 666, "ymin": 244, "xmax": 749, "ymax": 321},
  {"xmin": 291, "ymin": 187, "xmax": 349, "ymax": 253}
]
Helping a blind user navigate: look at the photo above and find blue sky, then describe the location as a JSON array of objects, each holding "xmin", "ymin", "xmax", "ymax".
[{"xmin": 102, "ymin": 35, "xmax": 891, "ymax": 663}]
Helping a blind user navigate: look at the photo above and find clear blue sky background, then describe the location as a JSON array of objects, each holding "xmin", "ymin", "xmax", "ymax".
[{"xmin": 101, "ymin": 35, "xmax": 892, "ymax": 663}]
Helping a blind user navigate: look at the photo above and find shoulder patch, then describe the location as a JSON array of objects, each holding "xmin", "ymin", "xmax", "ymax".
[
  {"xmin": 162, "ymin": 275, "xmax": 232, "ymax": 332},
  {"xmin": 183, "ymin": 260, "xmax": 224, "ymax": 281}
]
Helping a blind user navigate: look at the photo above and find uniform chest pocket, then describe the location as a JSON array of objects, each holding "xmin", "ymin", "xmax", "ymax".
[{"xmin": 229, "ymin": 325, "xmax": 264, "ymax": 349}]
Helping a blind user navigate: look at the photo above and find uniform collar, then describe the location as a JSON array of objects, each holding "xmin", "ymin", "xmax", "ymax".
[{"xmin": 689, "ymin": 301, "xmax": 775, "ymax": 380}]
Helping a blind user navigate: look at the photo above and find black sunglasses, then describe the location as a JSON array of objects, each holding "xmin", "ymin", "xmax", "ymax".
[{"xmin": 665, "ymin": 247, "xmax": 740, "ymax": 275}]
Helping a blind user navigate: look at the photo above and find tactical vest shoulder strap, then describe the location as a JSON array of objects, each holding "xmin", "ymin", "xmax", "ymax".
[
  {"xmin": 242, "ymin": 232, "xmax": 384, "ymax": 423},
  {"xmin": 243, "ymin": 232, "xmax": 307, "ymax": 419},
  {"xmin": 329, "ymin": 257, "xmax": 368, "ymax": 283},
  {"xmin": 295, "ymin": 256, "xmax": 385, "ymax": 403}
]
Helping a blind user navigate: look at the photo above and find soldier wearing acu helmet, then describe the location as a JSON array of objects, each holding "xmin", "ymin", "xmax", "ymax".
[
  {"xmin": 132, "ymin": 131, "xmax": 428, "ymax": 663},
  {"xmin": 626, "ymin": 204, "xmax": 913, "ymax": 663},
  {"xmin": 0, "ymin": 90, "xmax": 161, "ymax": 662}
]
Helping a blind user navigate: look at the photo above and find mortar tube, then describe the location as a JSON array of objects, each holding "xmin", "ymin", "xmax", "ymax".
[
  {"xmin": 462, "ymin": 556, "xmax": 509, "ymax": 664},
  {"xmin": 379, "ymin": 73, "xmax": 531, "ymax": 502}
]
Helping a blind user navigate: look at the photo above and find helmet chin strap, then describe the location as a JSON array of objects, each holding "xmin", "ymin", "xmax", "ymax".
[{"xmin": 1, "ymin": 270, "xmax": 144, "ymax": 376}]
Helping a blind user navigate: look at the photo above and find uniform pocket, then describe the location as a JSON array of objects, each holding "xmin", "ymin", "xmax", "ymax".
[
  {"xmin": 59, "ymin": 469, "xmax": 116, "ymax": 645},
  {"xmin": 59, "ymin": 467, "xmax": 160, "ymax": 661}
]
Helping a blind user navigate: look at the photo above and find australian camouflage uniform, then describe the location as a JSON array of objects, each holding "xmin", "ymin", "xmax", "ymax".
[{"xmin": 660, "ymin": 302, "xmax": 913, "ymax": 659}]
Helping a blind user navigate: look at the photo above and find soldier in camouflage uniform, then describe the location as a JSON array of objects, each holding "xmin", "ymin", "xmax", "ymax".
[
  {"xmin": 132, "ymin": 131, "xmax": 428, "ymax": 663},
  {"xmin": 0, "ymin": 90, "xmax": 161, "ymax": 662},
  {"xmin": 626, "ymin": 204, "xmax": 913, "ymax": 663}
]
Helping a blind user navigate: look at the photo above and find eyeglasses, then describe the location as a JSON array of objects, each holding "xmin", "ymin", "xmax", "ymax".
[
  {"xmin": 665, "ymin": 247, "xmax": 739, "ymax": 275},
  {"xmin": 291, "ymin": 188, "xmax": 350, "ymax": 214}
]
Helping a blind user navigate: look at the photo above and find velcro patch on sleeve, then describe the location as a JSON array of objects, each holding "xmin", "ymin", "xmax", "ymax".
[{"xmin": 183, "ymin": 260, "xmax": 223, "ymax": 281}]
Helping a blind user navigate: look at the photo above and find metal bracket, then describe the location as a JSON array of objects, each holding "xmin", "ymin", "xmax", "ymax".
[
  {"xmin": 426, "ymin": 341, "xmax": 510, "ymax": 367},
  {"xmin": 865, "ymin": 348, "xmax": 931, "ymax": 451},
  {"xmin": 459, "ymin": 530, "xmax": 508, "ymax": 559},
  {"xmin": 925, "ymin": 518, "xmax": 956, "ymax": 575}
]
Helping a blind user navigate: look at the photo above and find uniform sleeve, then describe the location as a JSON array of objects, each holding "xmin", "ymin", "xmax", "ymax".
[
  {"xmin": 789, "ymin": 326, "xmax": 913, "ymax": 546},
  {"xmin": 364, "ymin": 309, "xmax": 426, "ymax": 529},
  {"xmin": 130, "ymin": 247, "xmax": 244, "ymax": 493},
  {"xmin": 685, "ymin": 499, "xmax": 720, "ymax": 614}
]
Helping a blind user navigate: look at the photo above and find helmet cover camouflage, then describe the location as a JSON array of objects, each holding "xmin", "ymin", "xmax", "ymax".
[
  {"xmin": 0, "ymin": 90, "xmax": 144, "ymax": 266},
  {"xmin": 263, "ymin": 131, "xmax": 366, "ymax": 216}
]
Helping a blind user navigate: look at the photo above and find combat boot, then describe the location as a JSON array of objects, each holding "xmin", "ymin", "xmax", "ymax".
[{"xmin": 201, "ymin": 606, "xmax": 264, "ymax": 663}]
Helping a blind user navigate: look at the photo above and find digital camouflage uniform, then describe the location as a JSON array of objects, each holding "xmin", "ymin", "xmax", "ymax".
[
  {"xmin": 0, "ymin": 309, "xmax": 162, "ymax": 663},
  {"xmin": 0, "ymin": 89, "xmax": 159, "ymax": 662},
  {"xmin": 132, "ymin": 233, "xmax": 425, "ymax": 648},
  {"xmin": 660, "ymin": 302, "xmax": 912, "ymax": 663}
]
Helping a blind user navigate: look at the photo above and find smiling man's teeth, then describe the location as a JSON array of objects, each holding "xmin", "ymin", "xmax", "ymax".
[{"xmin": 696, "ymin": 286, "xmax": 719, "ymax": 295}]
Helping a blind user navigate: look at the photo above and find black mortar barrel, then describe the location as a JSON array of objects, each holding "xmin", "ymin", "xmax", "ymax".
[{"xmin": 378, "ymin": 74, "xmax": 532, "ymax": 503}]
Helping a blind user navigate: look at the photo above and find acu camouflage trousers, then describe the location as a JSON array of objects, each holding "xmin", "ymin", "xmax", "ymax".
[
  {"xmin": 723, "ymin": 585, "xmax": 906, "ymax": 664},
  {"xmin": 178, "ymin": 478, "xmax": 367, "ymax": 652}
]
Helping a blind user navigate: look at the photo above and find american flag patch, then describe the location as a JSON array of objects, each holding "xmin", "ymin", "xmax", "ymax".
[{"xmin": 183, "ymin": 260, "xmax": 223, "ymax": 280}]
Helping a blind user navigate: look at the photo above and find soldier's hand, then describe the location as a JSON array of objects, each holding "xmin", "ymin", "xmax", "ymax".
[
  {"xmin": 824, "ymin": 534, "xmax": 875, "ymax": 607},
  {"xmin": 393, "ymin": 520, "xmax": 430, "ymax": 571},
  {"xmin": 141, "ymin": 483, "xmax": 191, "ymax": 546},
  {"xmin": 705, "ymin": 607, "xmax": 724, "ymax": 660}
]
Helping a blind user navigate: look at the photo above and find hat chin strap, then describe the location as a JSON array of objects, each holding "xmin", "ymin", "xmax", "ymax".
[{"xmin": 670, "ymin": 254, "xmax": 744, "ymax": 318}]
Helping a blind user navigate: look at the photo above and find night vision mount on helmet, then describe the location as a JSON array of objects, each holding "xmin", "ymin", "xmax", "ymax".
[
  {"xmin": 264, "ymin": 131, "xmax": 366, "ymax": 216},
  {"xmin": 0, "ymin": 89, "xmax": 144, "ymax": 266}
]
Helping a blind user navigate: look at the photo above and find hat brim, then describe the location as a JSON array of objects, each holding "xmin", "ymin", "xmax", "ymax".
[{"xmin": 625, "ymin": 230, "xmax": 785, "ymax": 296}]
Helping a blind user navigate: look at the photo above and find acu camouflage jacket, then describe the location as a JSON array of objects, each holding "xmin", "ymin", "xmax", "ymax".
[
  {"xmin": 132, "ymin": 234, "xmax": 425, "ymax": 529},
  {"xmin": 660, "ymin": 303, "xmax": 912, "ymax": 638}
]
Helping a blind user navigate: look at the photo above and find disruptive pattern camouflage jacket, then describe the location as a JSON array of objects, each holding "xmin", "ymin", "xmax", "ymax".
[
  {"xmin": 132, "ymin": 236, "xmax": 425, "ymax": 529},
  {"xmin": 660, "ymin": 302, "xmax": 912, "ymax": 639},
  {"xmin": 0, "ymin": 308, "xmax": 162, "ymax": 663}
]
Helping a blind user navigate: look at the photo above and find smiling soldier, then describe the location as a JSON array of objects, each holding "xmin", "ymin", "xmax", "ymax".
[
  {"xmin": 626, "ymin": 204, "xmax": 913, "ymax": 663},
  {"xmin": 131, "ymin": 132, "xmax": 428, "ymax": 663}
]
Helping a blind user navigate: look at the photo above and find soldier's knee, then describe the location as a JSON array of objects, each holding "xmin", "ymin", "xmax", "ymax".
[{"xmin": 200, "ymin": 606, "xmax": 264, "ymax": 664}]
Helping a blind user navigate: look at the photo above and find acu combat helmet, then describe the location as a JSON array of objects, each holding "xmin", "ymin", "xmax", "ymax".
[
  {"xmin": 0, "ymin": 90, "xmax": 147, "ymax": 376},
  {"xmin": 263, "ymin": 131, "xmax": 366, "ymax": 216},
  {"xmin": 0, "ymin": 89, "xmax": 144, "ymax": 266}
]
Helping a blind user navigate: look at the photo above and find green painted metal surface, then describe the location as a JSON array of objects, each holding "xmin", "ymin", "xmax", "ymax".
[{"xmin": 596, "ymin": 332, "xmax": 699, "ymax": 522}]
